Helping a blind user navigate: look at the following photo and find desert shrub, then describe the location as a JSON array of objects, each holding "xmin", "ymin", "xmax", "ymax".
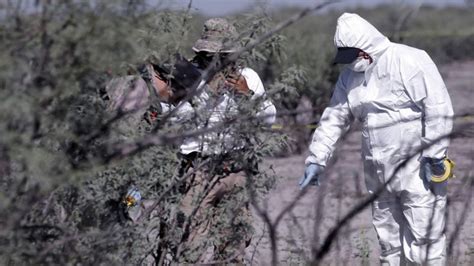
[{"xmin": 0, "ymin": 1, "xmax": 296, "ymax": 264}]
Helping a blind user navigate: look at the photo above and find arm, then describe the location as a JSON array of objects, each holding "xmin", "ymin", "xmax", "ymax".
[
  {"xmin": 403, "ymin": 53, "xmax": 454, "ymax": 159},
  {"xmin": 305, "ymin": 77, "xmax": 354, "ymax": 167}
]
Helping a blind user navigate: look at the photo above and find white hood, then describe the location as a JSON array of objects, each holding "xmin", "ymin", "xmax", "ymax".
[{"xmin": 334, "ymin": 13, "xmax": 390, "ymax": 62}]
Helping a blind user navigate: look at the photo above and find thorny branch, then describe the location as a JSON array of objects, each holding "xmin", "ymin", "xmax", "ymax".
[
  {"xmin": 150, "ymin": 0, "xmax": 334, "ymax": 133},
  {"xmin": 80, "ymin": 0, "xmax": 334, "ymax": 165}
]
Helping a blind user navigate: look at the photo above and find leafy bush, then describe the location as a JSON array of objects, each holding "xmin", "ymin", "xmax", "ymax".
[{"xmin": 0, "ymin": 1, "xmax": 295, "ymax": 264}]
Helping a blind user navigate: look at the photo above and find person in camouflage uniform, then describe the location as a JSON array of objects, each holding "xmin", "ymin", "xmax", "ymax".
[
  {"xmin": 105, "ymin": 56, "xmax": 201, "ymax": 264},
  {"xmin": 177, "ymin": 18, "xmax": 277, "ymax": 263}
]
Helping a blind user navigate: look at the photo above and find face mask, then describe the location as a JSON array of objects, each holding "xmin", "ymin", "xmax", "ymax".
[{"xmin": 348, "ymin": 57, "xmax": 371, "ymax": 72}]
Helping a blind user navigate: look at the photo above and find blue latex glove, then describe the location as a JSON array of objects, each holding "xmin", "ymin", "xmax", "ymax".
[
  {"xmin": 422, "ymin": 157, "xmax": 445, "ymax": 183},
  {"xmin": 299, "ymin": 163, "xmax": 324, "ymax": 189},
  {"xmin": 124, "ymin": 186, "xmax": 142, "ymax": 207}
]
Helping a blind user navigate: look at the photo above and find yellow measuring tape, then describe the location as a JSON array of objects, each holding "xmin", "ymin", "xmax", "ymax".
[{"xmin": 431, "ymin": 158, "xmax": 456, "ymax": 183}]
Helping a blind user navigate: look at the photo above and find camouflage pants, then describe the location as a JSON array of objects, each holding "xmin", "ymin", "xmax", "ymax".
[{"xmin": 179, "ymin": 169, "xmax": 252, "ymax": 264}]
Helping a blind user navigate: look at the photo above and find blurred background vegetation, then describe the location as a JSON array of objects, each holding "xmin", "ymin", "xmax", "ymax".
[{"xmin": 0, "ymin": 0, "xmax": 473, "ymax": 264}]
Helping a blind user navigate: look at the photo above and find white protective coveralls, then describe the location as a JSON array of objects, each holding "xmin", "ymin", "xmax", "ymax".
[
  {"xmin": 305, "ymin": 13, "xmax": 453, "ymax": 265},
  {"xmin": 180, "ymin": 67, "xmax": 276, "ymax": 155}
]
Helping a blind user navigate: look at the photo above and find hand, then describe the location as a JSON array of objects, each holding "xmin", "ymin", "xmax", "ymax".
[
  {"xmin": 123, "ymin": 186, "xmax": 142, "ymax": 207},
  {"xmin": 422, "ymin": 157, "xmax": 446, "ymax": 183},
  {"xmin": 226, "ymin": 73, "xmax": 250, "ymax": 95},
  {"xmin": 299, "ymin": 163, "xmax": 324, "ymax": 189}
]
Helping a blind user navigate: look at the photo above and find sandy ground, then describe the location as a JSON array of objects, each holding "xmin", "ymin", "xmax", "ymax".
[{"xmin": 246, "ymin": 61, "xmax": 474, "ymax": 265}]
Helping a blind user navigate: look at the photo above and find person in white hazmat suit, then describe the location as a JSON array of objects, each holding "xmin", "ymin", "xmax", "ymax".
[{"xmin": 299, "ymin": 13, "xmax": 454, "ymax": 265}]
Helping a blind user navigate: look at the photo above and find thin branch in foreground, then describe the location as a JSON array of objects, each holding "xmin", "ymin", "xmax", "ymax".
[{"xmin": 150, "ymin": 0, "xmax": 335, "ymax": 133}]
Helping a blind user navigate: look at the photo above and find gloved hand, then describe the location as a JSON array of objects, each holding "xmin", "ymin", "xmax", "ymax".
[
  {"xmin": 299, "ymin": 163, "xmax": 324, "ymax": 189},
  {"xmin": 422, "ymin": 157, "xmax": 448, "ymax": 183},
  {"xmin": 123, "ymin": 186, "xmax": 142, "ymax": 208}
]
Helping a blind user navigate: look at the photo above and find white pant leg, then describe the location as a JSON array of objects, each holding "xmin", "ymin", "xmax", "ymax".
[
  {"xmin": 372, "ymin": 193, "xmax": 405, "ymax": 266},
  {"xmin": 401, "ymin": 182, "xmax": 447, "ymax": 266}
]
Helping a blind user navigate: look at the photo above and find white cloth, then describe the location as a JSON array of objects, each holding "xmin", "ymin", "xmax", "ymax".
[
  {"xmin": 160, "ymin": 102, "xmax": 194, "ymax": 122},
  {"xmin": 242, "ymin": 68, "xmax": 277, "ymax": 125},
  {"xmin": 180, "ymin": 67, "xmax": 276, "ymax": 155},
  {"xmin": 306, "ymin": 13, "xmax": 453, "ymax": 265}
]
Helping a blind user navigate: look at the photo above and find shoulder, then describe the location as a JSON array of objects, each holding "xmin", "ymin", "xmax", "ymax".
[
  {"xmin": 106, "ymin": 75, "xmax": 149, "ymax": 112},
  {"xmin": 391, "ymin": 42, "xmax": 427, "ymax": 57},
  {"xmin": 106, "ymin": 75, "xmax": 145, "ymax": 95},
  {"xmin": 391, "ymin": 43, "xmax": 432, "ymax": 74},
  {"xmin": 240, "ymin": 67, "xmax": 263, "ymax": 84},
  {"xmin": 240, "ymin": 67, "xmax": 260, "ymax": 77}
]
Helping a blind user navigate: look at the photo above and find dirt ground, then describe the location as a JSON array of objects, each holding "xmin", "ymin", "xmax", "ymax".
[{"xmin": 246, "ymin": 61, "xmax": 474, "ymax": 265}]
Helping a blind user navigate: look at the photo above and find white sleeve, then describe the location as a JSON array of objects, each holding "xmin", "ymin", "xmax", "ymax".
[
  {"xmin": 240, "ymin": 68, "xmax": 277, "ymax": 124},
  {"xmin": 305, "ymin": 77, "xmax": 353, "ymax": 167}
]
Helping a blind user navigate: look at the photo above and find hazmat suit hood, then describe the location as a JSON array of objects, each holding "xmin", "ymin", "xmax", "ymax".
[{"xmin": 334, "ymin": 13, "xmax": 391, "ymax": 63}]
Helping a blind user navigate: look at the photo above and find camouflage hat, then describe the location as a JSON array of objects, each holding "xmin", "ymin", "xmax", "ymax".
[{"xmin": 192, "ymin": 18, "xmax": 240, "ymax": 53}]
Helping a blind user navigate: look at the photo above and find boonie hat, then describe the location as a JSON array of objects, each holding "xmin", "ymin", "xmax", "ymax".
[{"xmin": 192, "ymin": 18, "xmax": 239, "ymax": 53}]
